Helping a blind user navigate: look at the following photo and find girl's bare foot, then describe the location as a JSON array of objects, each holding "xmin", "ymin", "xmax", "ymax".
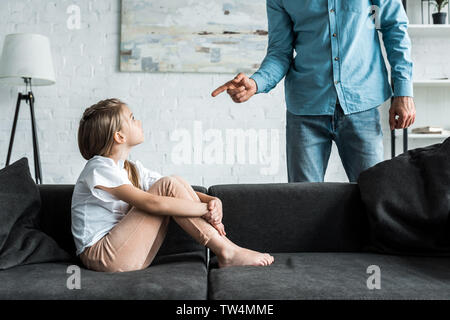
[
  {"xmin": 210, "ymin": 234, "xmax": 274, "ymax": 268},
  {"xmin": 217, "ymin": 246, "xmax": 274, "ymax": 268}
]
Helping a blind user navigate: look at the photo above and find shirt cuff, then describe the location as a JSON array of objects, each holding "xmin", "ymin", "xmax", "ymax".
[
  {"xmin": 393, "ymin": 79, "xmax": 414, "ymax": 97},
  {"xmin": 250, "ymin": 72, "xmax": 266, "ymax": 94}
]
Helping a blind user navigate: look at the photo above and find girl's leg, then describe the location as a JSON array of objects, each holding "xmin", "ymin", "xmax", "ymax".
[
  {"xmin": 80, "ymin": 204, "xmax": 170, "ymax": 273},
  {"xmin": 152, "ymin": 175, "xmax": 218, "ymax": 246},
  {"xmin": 164, "ymin": 175, "xmax": 274, "ymax": 267},
  {"xmin": 169, "ymin": 174, "xmax": 202, "ymax": 202},
  {"xmin": 93, "ymin": 175, "xmax": 216, "ymax": 271},
  {"xmin": 81, "ymin": 175, "xmax": 273, "ymax": 272},
  {"xmin": 128, "ymin": 175, "xmax": 215, "ymax": 270},
  {"xmin": 80, "ymin": 175, "xmax": 209, "ymax": 272}
]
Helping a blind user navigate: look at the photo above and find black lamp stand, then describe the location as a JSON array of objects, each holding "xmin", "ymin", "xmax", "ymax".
[{"xmin": 5, "ymin": 77, "xmax": 42, "ymax": 184}]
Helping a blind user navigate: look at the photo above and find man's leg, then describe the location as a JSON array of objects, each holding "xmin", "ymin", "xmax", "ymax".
[
  {"xmin": 333, "ymin": 104, "xmax": 384, "ymax": 182},
  {"xmin": 286, "ymin": 109, "xmax": 333, "ymax": 182}
]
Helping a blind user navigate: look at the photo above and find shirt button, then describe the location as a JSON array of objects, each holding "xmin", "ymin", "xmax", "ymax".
[
  {"xmin": 333, "ymin": 33, "xmax": 337, "ymax": 37},
  {"xmin": 330, "ymin": 9, "xmax": 335, "ymax": 13},
  {"xmin": 335, "ymin": 81, "xmax": 339, "ymax": 84},
  {"xmin": 334, "ymin": 57, "xmax": 339, "ymax": 61}
]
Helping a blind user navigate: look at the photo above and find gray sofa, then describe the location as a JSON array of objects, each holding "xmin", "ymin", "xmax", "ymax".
[{"xmin": 1, "ymin": 182, "xmax": 449, "ymax": 300}]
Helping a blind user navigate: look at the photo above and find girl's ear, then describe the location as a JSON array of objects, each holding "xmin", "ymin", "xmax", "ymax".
[{"xmin": 114, "ymin": 131, "xmax": 126, "ymax": 144}]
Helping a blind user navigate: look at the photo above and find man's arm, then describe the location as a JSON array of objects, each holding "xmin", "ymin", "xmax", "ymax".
[
  {"xmin": 375, "ymin": 0, "xmax": 414, "ymax": 97},
  {"xmin": 250, "ymin": 0, "xmax": 295, "ymax": 94}
]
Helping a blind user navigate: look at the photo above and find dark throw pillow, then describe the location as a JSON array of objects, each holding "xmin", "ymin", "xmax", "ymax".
[
  {"xmin": 0, "ymin": 157, "xmax": 72, "ymax": 270},
  {"xmin": 357, "ymin": 137, "xmax": 450, "ymax": 256}
]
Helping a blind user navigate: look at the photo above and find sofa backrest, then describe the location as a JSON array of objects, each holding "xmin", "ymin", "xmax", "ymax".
[
  {"xmin": 208, "ymin": 182, "xmax": 369, "ymax": 253},
  {"xmin": 37, "ymin": 184, "xmax": 207, "ymax": 257}
]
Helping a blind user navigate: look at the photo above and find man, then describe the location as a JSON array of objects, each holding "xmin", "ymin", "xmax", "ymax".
[{"xmin": 211, "ymin": 0, "xmax": 416, "ymax": 182}]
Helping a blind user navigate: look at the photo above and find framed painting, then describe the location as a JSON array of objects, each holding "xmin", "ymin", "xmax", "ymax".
[{"xmin": 120, "ymin": 0, "xmax": 268, "ymax": 73}]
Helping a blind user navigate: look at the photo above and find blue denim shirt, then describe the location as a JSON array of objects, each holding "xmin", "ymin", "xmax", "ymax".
[{"xmin": 250, "ymin": 0, "xmax": 413, "ymax": 115}]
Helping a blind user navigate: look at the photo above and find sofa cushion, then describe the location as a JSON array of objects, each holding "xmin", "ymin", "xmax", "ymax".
[
  {"xmin": 0, "ymin": 251, "xmax": 207, "ymax": 299},
  {"xmin": 0, "ymin": 158, "xmax": 72, "ymax": 270},
  {"xmin": 38, "ymin": 184, "xmax": 208, "ymax": 257},
  {"xmin": 207, "ymin": 182, "xmax": 369, "ymax": 253},
  {"xmin": 358, "ymin": 137, "xmax": 450, "ymax": 256},
  {"xmin": 208, "ymin": 253, "xmax": 450, "ymax": 299}
]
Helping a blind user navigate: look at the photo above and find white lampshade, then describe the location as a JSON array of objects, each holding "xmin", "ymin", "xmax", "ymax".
[{"xmin": 0, "ymin": 33, "xmax": 55, "ymax": 86}]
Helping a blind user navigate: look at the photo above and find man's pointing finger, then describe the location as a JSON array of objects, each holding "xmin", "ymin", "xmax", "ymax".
[{"xmin": 211, "ymin": 82, "xmax": 231, "ymax": 97}]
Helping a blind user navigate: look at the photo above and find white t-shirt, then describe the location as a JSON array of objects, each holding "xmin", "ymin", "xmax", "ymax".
[{"xmin": 71, "ymin": 155, "xmax": 163, "ymax": 256}]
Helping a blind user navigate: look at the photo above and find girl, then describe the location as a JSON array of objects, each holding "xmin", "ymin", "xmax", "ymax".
[{"xmin": 71, "ymin": 98, "xmax": 274, "ymax": 272}]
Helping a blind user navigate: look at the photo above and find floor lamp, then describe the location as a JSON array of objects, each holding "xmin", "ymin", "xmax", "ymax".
[{"xmin": 0, "ymin": 33, "xmax": 56, "ymax": 184}]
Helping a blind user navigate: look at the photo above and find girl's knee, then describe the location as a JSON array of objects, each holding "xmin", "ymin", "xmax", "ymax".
[
  {"xmin": 166, "ymin": 175, "xmax": 186, "ymax": 187},
  {"xmin": 147, "ymin": 176, "xmax": 177, "ymax": 193},
  {"xmin": 158, "ymin": 175, "xmax": 178, "ymax": 185}
]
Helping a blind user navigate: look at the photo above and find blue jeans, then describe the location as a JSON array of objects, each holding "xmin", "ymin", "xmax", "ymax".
[{"xmin": 286, "ymin": 101, "xmax": 384, "ymax": 183}]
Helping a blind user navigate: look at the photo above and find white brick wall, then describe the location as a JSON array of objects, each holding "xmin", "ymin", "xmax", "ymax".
[{"xmin": 0, "ymin": 0, "xmax": 449, "ymax": 186}]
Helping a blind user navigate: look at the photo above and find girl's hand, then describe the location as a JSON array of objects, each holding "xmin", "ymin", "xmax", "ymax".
[
  {"xmin": 214, "ymin": 222, "xmax": 226, "ymax": 237},
  {"xmin": 207, "ymin": 198, "xmax": 223, "ymax": 225},
  {"xmin": 203, "ymin": 198, "xmax": 226, "ymax": 236}
]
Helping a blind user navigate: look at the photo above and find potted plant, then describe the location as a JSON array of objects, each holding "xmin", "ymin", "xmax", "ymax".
[{"xmin": 431, "ymin": 0, "xmax": 448, "ymax": 24}]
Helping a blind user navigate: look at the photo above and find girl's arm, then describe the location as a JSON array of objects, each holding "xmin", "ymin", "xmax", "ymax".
[{"xmin": 96, "ymin": 184, "xmax": 209, "ymax": 217}]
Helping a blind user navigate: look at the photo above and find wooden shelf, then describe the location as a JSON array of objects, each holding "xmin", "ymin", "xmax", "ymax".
[
  {"xmin": 395, "ymin": 132, "xmax": 450, "ymax": 139},
  {"xmin": 413, "ymin": 79, "xmax": 450, "ymax": 86},
  {"xmin": 408, "ymin": 24, "xmax": 450, "ymax": 37}
]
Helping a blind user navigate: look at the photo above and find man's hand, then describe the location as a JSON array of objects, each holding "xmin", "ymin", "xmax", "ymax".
[
  {"xmin": 211, "ymin": 73, "xmax": 257, "ymax": 103},
  {"xmin": 389, "ymin": 96, "xmax": 416, "ymax": 130},
  {"xmin": 202, "ymin": 198, "xmax": 226, "ymax": 236}
]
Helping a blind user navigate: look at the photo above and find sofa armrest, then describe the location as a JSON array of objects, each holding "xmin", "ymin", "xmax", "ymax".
[{"xmin": 208, "ymin": 182, "xmax": 369, "ymax": 253}]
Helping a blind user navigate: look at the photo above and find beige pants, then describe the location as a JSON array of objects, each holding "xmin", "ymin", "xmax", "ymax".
[{"xmin": 79, "ymin": 175, "xmax": 218, "ymax": 272}]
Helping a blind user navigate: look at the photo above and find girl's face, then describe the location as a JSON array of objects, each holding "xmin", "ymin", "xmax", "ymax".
[{"xmin": 119, "ymin": 104, "xmax": 144, "ymax": 146}]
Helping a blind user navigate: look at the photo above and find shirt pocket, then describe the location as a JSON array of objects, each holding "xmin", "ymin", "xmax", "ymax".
[{"xmin": 341, "ymin": 0, "xmax": 370, "ymax": 13}]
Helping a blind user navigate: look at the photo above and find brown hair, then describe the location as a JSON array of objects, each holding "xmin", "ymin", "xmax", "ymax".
[{"xmin": 77, "ymin": 98, "xmax": 142, "ymax": 190}]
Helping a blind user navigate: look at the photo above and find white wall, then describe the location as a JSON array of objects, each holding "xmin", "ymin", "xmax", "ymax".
[{"xmin": 0, "ymin": 0, "xmax": 448, "ymax": 186}]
